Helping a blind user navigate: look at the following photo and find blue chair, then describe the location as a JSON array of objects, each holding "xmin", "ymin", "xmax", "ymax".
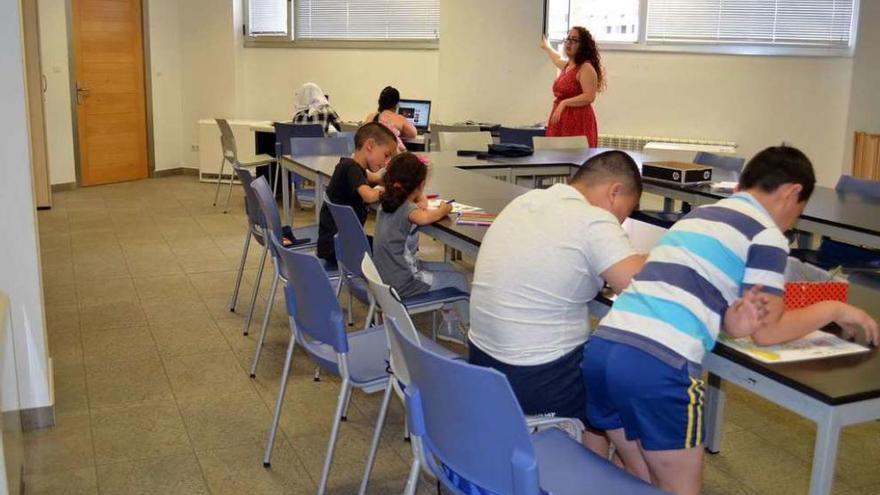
[
  {"xmin": 289, "ymin": 136, "xmax": 355, "ymax": 209},
  {"xmin": 227, "ymin": 165, "xmax": 317, "ymax": 320},
  {"xmin": 385, "ymin": 317, "xmax": 664, "ymax": 495},
  {"xmin": 247, "ymin": 177, "xmax": 339, "ymax": 375},
  {"xmin": 263, "ymin": 233, "xmax": 389, "ymax": 495},
  {"xmin": 323, "ymin": 195, "xmax": 375, "ymax": 327},
  {"xmin": 498, "ymin": 127, "xmax": 545, "ymax": 148},
  {"xmin": 272, "ymin": 122, "xmax": 324, "ymax": 196},
  {"xmin": 790, "ymin": 175, "xmax": 880, "ymax": 270}
]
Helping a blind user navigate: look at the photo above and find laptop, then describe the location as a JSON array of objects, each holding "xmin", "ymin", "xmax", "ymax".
[{"xmin": 397, "ymin": 99, "xmax": 431, "ymax": 134}]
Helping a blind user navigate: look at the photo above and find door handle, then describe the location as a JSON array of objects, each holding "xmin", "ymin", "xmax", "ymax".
[{"xmin": 75, "ymin": 81, "xmax": 90, "ymax": 105}]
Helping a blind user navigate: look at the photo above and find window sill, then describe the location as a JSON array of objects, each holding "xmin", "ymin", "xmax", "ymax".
[{"xmin": 244, "ymin": 38, "xmax": 439, "ymax": 50}]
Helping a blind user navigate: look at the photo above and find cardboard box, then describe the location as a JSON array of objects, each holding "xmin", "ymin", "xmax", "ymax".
[{"xmin": 642, "ymin": 161, "xmax": 713, "ymax": 185}]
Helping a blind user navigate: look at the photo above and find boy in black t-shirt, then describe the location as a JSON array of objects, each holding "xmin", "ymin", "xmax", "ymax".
[{"xmin": 317, "ymin": 122, "xmax": 398, "ymax": 267}]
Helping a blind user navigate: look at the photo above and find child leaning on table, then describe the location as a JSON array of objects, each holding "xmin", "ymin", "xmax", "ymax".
[
  {"xmin": 582, "ymin": 145, "xmax": 879, "ymax": 495},
  {"xmin": 371, "ymin": 152, "xmax": 471, "ymax": 342}
]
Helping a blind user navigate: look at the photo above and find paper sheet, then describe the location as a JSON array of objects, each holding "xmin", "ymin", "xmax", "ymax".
[
  {"xmin": 428, "ymin": 199, "xmax": 483, "ymax": 214},
  {"xmin": 717, "ymin": 331, "xmax": 869, "ymax": 363}
]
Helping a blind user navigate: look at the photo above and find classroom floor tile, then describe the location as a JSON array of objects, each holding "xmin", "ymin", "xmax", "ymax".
[{"xmin": 25, "ymin": 175, "xmax": 878, "ymax": 494}]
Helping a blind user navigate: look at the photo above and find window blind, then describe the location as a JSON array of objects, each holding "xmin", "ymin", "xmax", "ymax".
[
  {"xmin": 646, "ymin": 0, "xmax": 855, "ymax": 47},
  {"xmin": 295, "ymin": 0, "xmax": 439, "ymax": 40},
  {"xmin": 249, "ymin": 0, "xmax": 288, "ymax": 36}
]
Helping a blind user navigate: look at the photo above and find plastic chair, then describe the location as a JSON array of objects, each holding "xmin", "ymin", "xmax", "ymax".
[
  {"xmin": 247, "ymin": 177, "xmax": 339, "ymax": 375},
  {"xmin": 273, "ymin": 122, "xmax": 324, "ymax": 204},
  {"xmin": 533, "ymin": 135, "xmax": 589, "ymax": 150},
  {"xmin": 385, "ymin": 317, "xmax": 664, "ymax": 495},
  {"xmin": 437, "ymin": 131, "xmax": 493, "ymax": 153},
  {"xmin": 263, "ymin": 233, "xmax": 389, "ymax": 495},
  {"xmin": 836, "ymin": 175, "xmax": 880, "ymax": 199},
  {"xmin": 358, "ymin": 254, "xmax": 468, "ymax": 495},
  {"xmin": 322, "ymin": 195, "xmax": 375, "ymax": 327},
  {"xmin": 212, "ymin": 118, "xmax": 276, "ymax": 213},
  {"xmin": 289, "ymin": 136, "xmax": 355, "ymax": 209},
  {"xmin": 429, "ymin": 123, "xmax": 480, "ymax": 151},
  {"xmin": 790, "ymin": 175, "xmax": 880, "ymax": 270},
  {"xmin": 498, "ymin": 127, "xmax": 546, "ymax": 148}
]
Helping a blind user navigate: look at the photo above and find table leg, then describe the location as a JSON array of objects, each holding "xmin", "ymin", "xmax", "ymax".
[
  {"xmin": 796, "ymin": 231, "xmax": 815, "ymax": 249},
  {"xmin": 315, "ymin": 174, "xmax": 324, "ymax": 225},
  {"xmin": 662, "ymin": 197, "xmax": 675, "ymax": 213},
  {"xmin": 281, "ymin": 167, "xmax": 291, "ymax": 226},
  {"xmin": 809, "ymin": 410, "xmax": 841, "ymax": 495},
  {"xmin": 704, "ymin": 372, "xmax": 726, "ymax": 454}
]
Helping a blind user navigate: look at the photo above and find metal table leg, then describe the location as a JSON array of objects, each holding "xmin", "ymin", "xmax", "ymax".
[
  {"xmin": 704, "ymin": 372, "xmax": 726, "ymax": 454},
  {"xmin": 281, "ymin": 167, "xmax": 291, "ymax": 226},
  {"xmin": 809, "ymin": 409, "xmax": 841, "ymax": 495}
]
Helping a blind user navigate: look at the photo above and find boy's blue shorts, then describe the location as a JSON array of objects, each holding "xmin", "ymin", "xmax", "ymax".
[{"xmin": 582, "ymin": 337, "xmax": 705, "ymax": 451}]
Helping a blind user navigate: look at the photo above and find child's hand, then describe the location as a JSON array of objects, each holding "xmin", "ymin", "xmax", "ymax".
[
  {"xmin": 440, "ymin": 202, "xmax": 454, "ymax": 215},
  {"xmin": 834, "ymin": 304, "xmax": 880, "ymax": 346},
  {"xmin": 724, "ymin": 285, "xmax": 770, "ymax": 337}
]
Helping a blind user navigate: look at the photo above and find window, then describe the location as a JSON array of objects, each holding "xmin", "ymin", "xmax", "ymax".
[
  {"xmin": 245, "ymin": 0, "xmax": 439, "ymax": 46},
  {"xmin": 544, "ymin": 0, "xmax": 859, "ymax": 56}
]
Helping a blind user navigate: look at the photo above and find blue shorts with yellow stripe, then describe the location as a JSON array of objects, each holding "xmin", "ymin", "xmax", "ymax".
[{"xmin": 582, "ymin": 337, "xmax": 705, "ymax": 451}]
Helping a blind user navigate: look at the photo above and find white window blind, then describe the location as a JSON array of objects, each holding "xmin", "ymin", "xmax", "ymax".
[
  {"xmin": 646, "ymin": 0, "xmax": 855, "ymax": 48},
  {"xmin": 249, "ymin": 0, "xmax": 288, "ymax": 36},
  {"xmin": 295, "ymin": 0, "xmax": 439, "ymax": 40}
]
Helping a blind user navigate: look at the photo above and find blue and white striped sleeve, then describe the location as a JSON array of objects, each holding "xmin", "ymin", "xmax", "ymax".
[{"xmin": 742, "ymin": 228, "xmax": 789, "ymax": 296}]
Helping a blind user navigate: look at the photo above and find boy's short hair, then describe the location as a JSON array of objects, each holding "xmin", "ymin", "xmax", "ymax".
[
  {"xmin": 739, "ymin": 145, "xmax": 816, "ymax": 202},
  {"xmin": 570, "ymin": 150, "xmax": 642, "ymax": 195},
  {"xmin": 354, "ymin": 122, "xmax": 397, "ymax": 150}
]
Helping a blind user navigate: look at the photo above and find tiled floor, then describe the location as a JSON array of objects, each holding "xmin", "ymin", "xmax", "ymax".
[{"xmin": 26, "ymin": 175, "xmax": 880, "ymax": 494}]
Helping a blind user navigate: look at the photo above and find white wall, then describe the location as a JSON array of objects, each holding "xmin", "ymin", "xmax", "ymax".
[
  {"xmin": 2, "ymin": 0, "xmax": 51, "ymax": 410},
  {"xmin": 842, "ymin": 0, "xmax": 880, "ymax": 173},
  {"xmin": 147, "ymin": 0, "xmax": 183, "ymax": 171},
  {"xmin": 37, "ymin": 0, "xmax": 76, "ymax": 185}
]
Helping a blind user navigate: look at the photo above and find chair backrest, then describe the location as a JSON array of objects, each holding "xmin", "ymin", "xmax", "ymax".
[
  {"xmin": 693, "ymin": 152, "xmax": 746, "ymax": 175},
  {"xmin": 429, "ymin": 124, "xmax": 479, "ymax": 151},
  {"xmin": 386, "ymin": 317, "xmax": 540, "ymax": 495},
  {"xmin": 532, "ymin": 135, "xmax": 588, "ymax": 150},
  {"xmin": 438, "ymin": 131, "xmax": 493, "ymax": 153},
  {"xmin": 323, "ymin": 194, "xmax": 371, "ymax": 278},
  {"xmin": 290, "ymin": 136, "xmax": 355, "ymax": 157},
  {"xmin": 274, "ymin": 122, "xmax": 325, "ymax": 155},
  {"xmin": 270, "ymin": 233, "xmax": 349, "ymax": 354},
  {"xmin": 232, "ymin": 163, "xmax": 267, "ymax": 238},
  {"xmin": 215, "ymin": 118, "xmax": 237, "ymax": 158},
  {"xmin": 836, "ymin": 175, "xmax": 880, "ymax": 199},
  {"xmin": 250, "ymin": 176, "xmax": 285, "ymax": 250},
  {"xmin": 498, "ymin": 127, "xmax": 545, "ymax": 148},
  {"xmin": 361, "ymin": 254, "xmax": 423, "ymax": 386}
]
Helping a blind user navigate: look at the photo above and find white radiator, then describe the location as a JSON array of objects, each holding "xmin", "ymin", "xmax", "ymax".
[{"xmin": 598, "ymin": 134, "xmax": 737, "ymax": 154}]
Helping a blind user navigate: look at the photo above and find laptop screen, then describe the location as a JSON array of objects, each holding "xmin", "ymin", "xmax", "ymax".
[{"xmin": 397, "ymin": 99, "xmax": 431, "ymax": 130}]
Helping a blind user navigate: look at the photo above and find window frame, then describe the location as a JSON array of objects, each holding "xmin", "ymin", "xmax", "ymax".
[
  {"xmin": 243, "ymin": 0, "xmax": 439, "ymax": 50},
  {"xmin": 544, "ymin": 0, "xmax": 861, "ymax": 58}
]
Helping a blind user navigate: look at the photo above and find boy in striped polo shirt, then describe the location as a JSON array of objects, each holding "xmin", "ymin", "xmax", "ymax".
[{"xmin": 583, "ymin": 146, "xmax": 879, "ymax": 495}]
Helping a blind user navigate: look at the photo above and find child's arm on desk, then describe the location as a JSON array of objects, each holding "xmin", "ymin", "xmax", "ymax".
[
  {"xmin": 409, "ymin": 201, "xmax": 452, "ymax": 226},
  {"xmin": 357, "ymin": 184, "xmax": 384, "ymax": 204},
  {"xmin": 746, "ymin": 296, "xmax": 879, "ymax": 346}
]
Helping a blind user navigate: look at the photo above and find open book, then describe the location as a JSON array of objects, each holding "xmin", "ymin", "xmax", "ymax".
[{"xmin": 717, "ymin": 330, "xmax": 869, "ymax": 364}]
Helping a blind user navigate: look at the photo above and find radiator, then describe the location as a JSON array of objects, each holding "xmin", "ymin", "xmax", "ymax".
[{"xmin": 598, "ymin": 134, "xmax": 737, "ymax": 154}]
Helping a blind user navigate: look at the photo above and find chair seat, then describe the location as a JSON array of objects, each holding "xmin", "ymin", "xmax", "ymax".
[
  {"xmin": 532, "ymin": 428, "xmax": 663, "ymax": 495},
  {"xmin": 295, "ymin": 189, "xmax": 317, "ymax": 204},
  {"xmin": 402, "ymin": 287, "xmax": 470, "ymax": 313},
  {"xmin": 240, "ymin": 154, "xmax": 276, "ymax": 168},
  {"xmin": 300, "ymin": 326, "xmax": 389, "ymax": 389}
]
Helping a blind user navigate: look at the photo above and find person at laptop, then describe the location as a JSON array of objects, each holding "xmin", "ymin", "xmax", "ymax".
[
  {"xmin": 292, "ymin": 82, "xmax": 341, "ymax": 134},
  {"xmin": 468, "ymin": 150, "xmax": 646, "ymax": 454},
  {"xmin": 365, "ymin": 86, "xmax": 416, "ymax": 152}
]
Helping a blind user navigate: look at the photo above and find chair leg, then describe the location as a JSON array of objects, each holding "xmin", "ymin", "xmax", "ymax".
[
  {"xmin": 313, "ymin": 366, "xmax": 322, "ymax": 382},
  {"xmin": 357, "ymin": 381, "xmax": 394, "ymax": 495},
  {"xmin": 223, "ymin": 167, "xmax": 236, "ymax": 214},
  {"xmin": 363, "ymin": 300, "xmax": 376, "ymax": 329},
  {"xmin": 212, "ymin": 157, "xmax": 225, "ymax": 207},
  {"xmin": 250, "ymin": 270, "xmax": 279, "ymax": 378},
  {"xmin": 243, "ymin": 243, "xmax": 269, "ymax": 336},
  {"xmin": 228, "ymin": 228, "xmax": 252, "ymax": 312},
  {"xmin": 347, "ymin": 281, "xmax": 354, "ymax": 326},
  {"xmin": 403, "ymin": 457, "xmax": 421, "ymax": 495},
  {"xmin": 263, "ymin": 327, "xmax": 297, "ymax": 468},
  {"xmin": 317, "ymin": 379, "xmax": 352, "ymax": 495},
  {"xmin": 341, "ymin": 386, "xmax": 353, "ymax": 421},
  {"xmin": 431, "ymin": 311, "xmax": 438, "ymax": 341},
  {"xmin": 273, "ymin": 161, "xmax": 280, "ymax": 196}
]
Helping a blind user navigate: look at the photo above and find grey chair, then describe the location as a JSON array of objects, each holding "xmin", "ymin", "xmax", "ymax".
[
  {"xmin": 437, "ymin": 131, "xmax": 493, "ymax": 153},
  {"xmin": 212, "ymin": 118, "xmax": 276, "ymax": 213},
  {"xmin": 498, "ymin": 127, "xmax": 546, "ymax": 148},
  {"xmin": 428, "ymin": 123, "xmax": 480, "ymax": 151}
]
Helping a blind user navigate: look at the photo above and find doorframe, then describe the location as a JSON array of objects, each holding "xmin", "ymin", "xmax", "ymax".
[{"xmin": 64, "ymin": 0, "xmax": 156, "ymax": 186}]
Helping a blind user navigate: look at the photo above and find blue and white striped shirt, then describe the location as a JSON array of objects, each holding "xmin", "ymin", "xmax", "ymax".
[{"xmin": 594, "ymin": 192, "xmax": 789, "ymax": 365}]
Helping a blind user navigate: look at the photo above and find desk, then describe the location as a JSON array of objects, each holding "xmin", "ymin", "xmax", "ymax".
[{"xmin": 280, "ymin": 148, "xmax": 880, "ymax": 495}]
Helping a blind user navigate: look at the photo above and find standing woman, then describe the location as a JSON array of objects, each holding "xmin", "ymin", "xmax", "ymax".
[
  {"xmin": 541, "ymin": 27, "xmax": 605, "ymax": 148},
  {"xmin": 364, "ymin": 86, "xmax": 416, "ymax": 152}
]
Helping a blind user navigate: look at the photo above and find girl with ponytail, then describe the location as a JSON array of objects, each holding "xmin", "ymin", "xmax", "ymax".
[{"xmin": 372, "ymin": 152, "xmax": 471, "ymax": 341}]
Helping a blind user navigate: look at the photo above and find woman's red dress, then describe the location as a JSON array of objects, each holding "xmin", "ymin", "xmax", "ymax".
[{"xmin": 546, "ymin": 64, "xmax": 598, "ymax": 148}]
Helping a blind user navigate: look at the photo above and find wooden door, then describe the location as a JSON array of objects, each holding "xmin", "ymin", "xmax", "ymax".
[
  {"xmin": 72, "ymin": 0, "xmax": 149, "ymax": 186},
  {"xmin": 22, "ymin": 0, "xmax": 52, "ymax": 207}
]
